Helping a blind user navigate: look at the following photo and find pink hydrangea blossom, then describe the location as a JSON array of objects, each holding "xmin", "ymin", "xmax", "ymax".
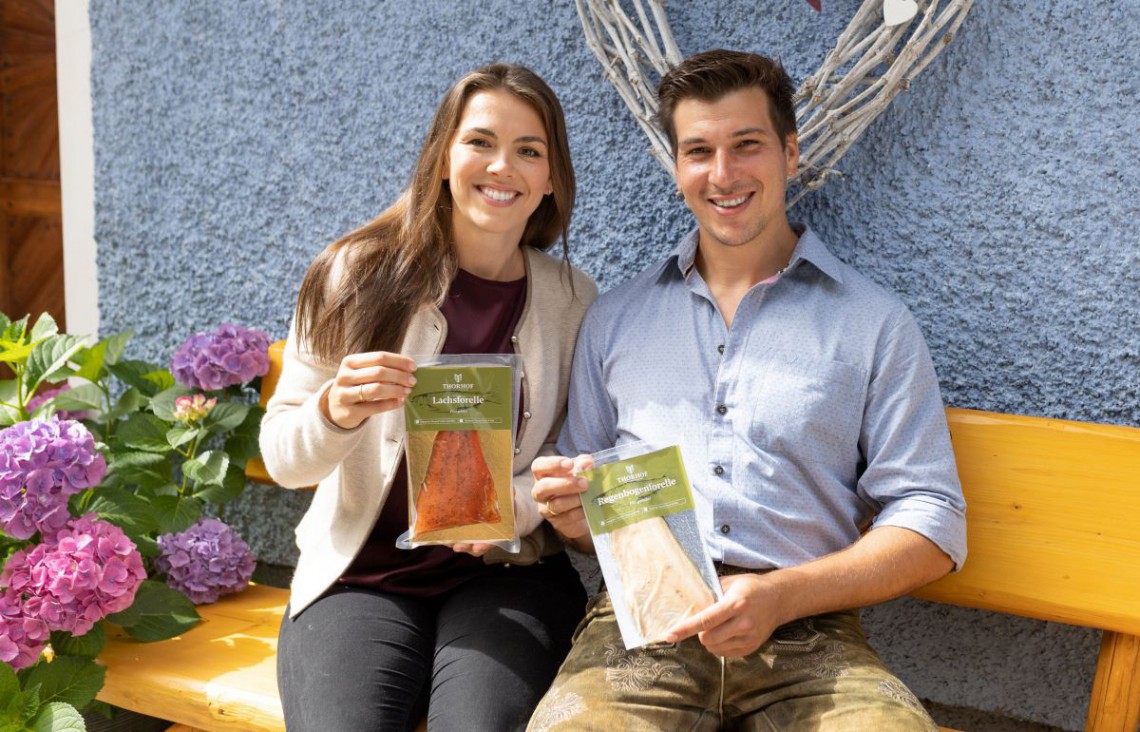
[
  {"xmin": 1, "ymin": 515, "xmax": 146, "ymax": 637},
  {"xmin": 0, "ymin": 417, "xmax": 106, "ymax": 539},
  {"xmin": 170, "ymin": 324, "xmax": 270, "ymax": 391},
  {"xmin": 156, "ymin": 519, "xmax": 255, "ymax": 604},
  {"xmin": 0, "ymin": 593, "xmax": 50, "ymax": 670},
  {"xmin": 172, "ymin": 394, "xmax": 217, "ymax": 423}
]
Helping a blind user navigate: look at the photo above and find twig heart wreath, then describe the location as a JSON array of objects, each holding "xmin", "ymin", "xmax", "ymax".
[{"xmin": 576, "ymin": 0, "xmax": 974, "ymax": 207}]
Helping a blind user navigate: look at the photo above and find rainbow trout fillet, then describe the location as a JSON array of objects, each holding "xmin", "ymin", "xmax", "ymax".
[{"xmin": 610, "ymin": 516, "xmax": 716, "ymax": 643}]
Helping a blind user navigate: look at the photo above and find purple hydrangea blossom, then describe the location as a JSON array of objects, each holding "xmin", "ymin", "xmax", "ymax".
[
  {"xmin": 1, "ymin": 515, "xmax": 146, "ymax": 637},
  {"xmin": 170, "ymin": 323, "xmax": 270, "ymax": 391},
  {"xmin": 0, "ymin": 418, "xmax": 107, "ymax": 539},
  {"xmin": 26, "ymin": 384, "xmax": 88, "ymax": 421},
  {"xmin": 155, "ymin": 519, "xmax": 255, "ymax": 605},
  {"xmin": 0, "ymin": 593, "xmax": 50, "ymax": 670}
]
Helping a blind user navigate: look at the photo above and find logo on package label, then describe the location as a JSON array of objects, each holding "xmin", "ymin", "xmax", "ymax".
[
  {"xmin": 616, "ymin": 466, "xmax": 649, "ymax": 484},
  {"xmin": 443, "ymin": 373, "xmax": 475, "ymax": 391}
]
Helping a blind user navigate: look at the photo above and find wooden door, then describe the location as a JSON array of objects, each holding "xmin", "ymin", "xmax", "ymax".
[{"xmin": 0, "ymin": 0, "xmax": 63, "ymax": 329}]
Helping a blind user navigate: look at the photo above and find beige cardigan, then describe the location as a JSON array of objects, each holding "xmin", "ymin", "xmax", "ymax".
[{"xmin": 261, "ymin": 247, "xmax": 596, "ymax": 616}]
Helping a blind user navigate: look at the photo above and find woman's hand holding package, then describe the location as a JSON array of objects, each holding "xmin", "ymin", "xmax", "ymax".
[
  {"xmin": 532, "ymin": 455, "xmax": 594, "ymax": 551},
  {"xmin": 450, "ymin": 542, "xmax": 496, "ymax": 557},
  {"xmin": 321, "ymin": 351, "xmax": 418, "ymax": 430}
]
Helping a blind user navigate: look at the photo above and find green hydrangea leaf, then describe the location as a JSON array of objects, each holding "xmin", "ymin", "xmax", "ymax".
[
  {"xmin": 151, "ymin": 495, "xmax": 204, "ymax": 534},
  {"xmin": 72, "ymin": 346, "xmax": 104, "ymax": 385},
  {"xmin": 100, "ymin": 331, "xmax": 132, "ymax": 367},
  {"xmin": 49, "ymin": 624, "xmax": 105, "ymax": 660},
  {"xmin": 108, "ymin": 458, "xmax": 172, "ymax": 492},
  {"xmin": 39, "ymin": 384, "xmax": 104, "ymax": 413},
  {"xmin": 88, "ymin": 486, "xmax": 159, "ymax": 537},
  {"xmin": 23, "ymin": 336, "xmax": 87, "ymax": 397},
  {"xmin": 182, "ymin": 450, "xmax": 229, "ymax": 487},
  {"xmin": 20, "ymin": 682, "xmax": 40, "ymax": 721},
  {"xmin": 106, "ymin": 361, "xmax": 166, "ymax": 398},
  {"xmin": 26, "ymin": 701, "xmax": 86, "ymax": 732},
  {"xmin": 27, "ymin": 314, "xmax": 59, "ymax": 343},
  {"xmin": 0, "ymin": 663, "xmax": 28, "ymax": 731},
  {"xmin": 117, "ymin": 413, "xmax": 173, "ymax": 454},
  {"xmin": 0, "ymin": 380, "xmax": 20, "ymax": 427},
  {"xmin": 132, "ymin": 534, "xmax": 160, "ymax": 559},
  {"xmin": 0, "ymin": 341, "xmax": 34, "ymax": 366},
  {"xmin": 2, "ymin": 314, "xmax": 28, "ymax": 343},
  {"xmin": 165, "ymin": 425, "xmax": 201, "ymax": 450},
  {"xmin": 73, "ymin": 330, "xmax": 131, "ymax": 383},
  {"xmin": 19, "ymin": 656, "xmax": 104, "ymax": 711},
  {"xmin": 222, "ymin": 405, "xmax": 264, "ymax": 464},
  {"xmin": 107, "ymin": 388, "xmax": 144, "ymax": 420},
  {"xmin": 142, "ymin": 370, "xmax": 175, "ymax": 394},
  {"xmin": 106, "ymin": 450, "xmax": 166, "ymax": 471},
  {"xmin": 149, "ymin": 386, "xmax": 192, "ymax": 422},
  {"xmin": 193, "ymin": 463, "xmax": 246, "ymax": 505},
  {"xmin": 82, "ymin": 701, "xmax": 112, "ymax": 721},
  {"xmin": 203, "ymin": 402, "xmax": 249, "ymax": 432},
  {"xmin": 107, "ymin": 580, "xmax": 200, "ymax": 642}
]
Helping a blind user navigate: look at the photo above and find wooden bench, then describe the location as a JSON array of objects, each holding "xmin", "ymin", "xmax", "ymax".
[{"xmin": 94, "ymin": 341, "xmax": 1140, "ymax": 731}]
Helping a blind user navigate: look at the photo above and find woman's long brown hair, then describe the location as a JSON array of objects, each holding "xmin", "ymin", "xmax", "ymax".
[{"xmin": 294, "ymin": 64, "xmax": 575, "ymax": 364}]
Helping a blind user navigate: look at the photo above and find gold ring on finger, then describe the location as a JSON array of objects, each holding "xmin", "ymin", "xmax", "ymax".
[
  {"xmin": 545, "ymin": 501, "xmax": 558, "ymax": 517},
  {"xmin": 358, "ymin": 384, "xmax": 365, "ymax": 403}
]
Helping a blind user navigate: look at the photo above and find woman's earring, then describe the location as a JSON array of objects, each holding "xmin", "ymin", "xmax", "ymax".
[{"xmin": 675, "ymin": 188, "xmax": 684, "ymax": 201}]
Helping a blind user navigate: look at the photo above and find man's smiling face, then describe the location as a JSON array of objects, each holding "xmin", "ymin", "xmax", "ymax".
[{"xmin": 673, "ymin": 86, "xmax": 799, "ymax": 253}]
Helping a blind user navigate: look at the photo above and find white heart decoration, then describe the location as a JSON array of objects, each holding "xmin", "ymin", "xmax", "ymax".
[
  {"xmin": 576, "ymin": 0, "xmax": 975, "ymax": 207},
  {"xmin": 884, "ymin": 0, "xmax": 919, "ymax": 27}
]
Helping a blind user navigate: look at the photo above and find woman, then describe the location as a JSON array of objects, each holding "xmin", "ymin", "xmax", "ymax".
[{"xmin": 261, "ymin": 64, "xmax": 596, "ymax": 732}]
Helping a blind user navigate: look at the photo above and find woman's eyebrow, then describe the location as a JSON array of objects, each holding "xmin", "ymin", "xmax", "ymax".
[{"xmin": 464, "ymin": 127, "xmax": 547, "ymax": 146}]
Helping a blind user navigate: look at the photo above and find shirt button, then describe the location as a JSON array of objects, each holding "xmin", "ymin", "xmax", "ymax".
[
  {"xmin": 716, "ymin": 404, "xmax": 727, "ymax": 415},
  {"xmin": 514, "ymin": 447, "xmax": 521, "ymax": 454},
  {"xmin": 713, "ymin": 465, "xmax": 724, "ymax": 476},
  {"xmin": 523, "ymin": 411, "xmax": 531, "ymax": 419},
  {"xmin": 720, "ymin": 524, "xmax": 731, "ymax": 535},
  {"xmin": 510, "ymin": 335, "xmax": 518, "ymax": 343},
  {"xmin": 717, "ymin": 344, "xmax": 725, "ymax": 355}
]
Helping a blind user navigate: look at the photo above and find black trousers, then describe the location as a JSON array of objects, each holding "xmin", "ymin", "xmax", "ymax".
[{"xmin": 277, "ymin": 553, "xmax": 586, "ymax": 732}]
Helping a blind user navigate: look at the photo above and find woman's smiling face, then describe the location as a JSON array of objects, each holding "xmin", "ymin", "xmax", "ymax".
[{"xmin": 445, "ymin": 89, "xmax": 553, "ymax": 247}]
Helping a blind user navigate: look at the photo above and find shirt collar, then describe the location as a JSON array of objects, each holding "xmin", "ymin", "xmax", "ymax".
[{"xmin": 664, "ymin": 223, "xmax": 845, "ymax": 285}]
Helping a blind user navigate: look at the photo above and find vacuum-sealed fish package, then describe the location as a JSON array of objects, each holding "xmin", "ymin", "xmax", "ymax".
[
  {"xmin": 397, "ymin": 354, "xmax": 520, "ymax": 552},
  {"xmin": 580, "ymin": 442, "xmax": 721, "ymax": 649}
]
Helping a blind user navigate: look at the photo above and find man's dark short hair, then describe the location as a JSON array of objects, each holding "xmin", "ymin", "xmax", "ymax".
[{"xmin": 656, "ymin": 50, "xmax": 797, "ymax": 155}]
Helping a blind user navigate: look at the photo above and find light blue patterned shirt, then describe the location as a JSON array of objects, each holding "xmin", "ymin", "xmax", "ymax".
[{"xmin": 558, "ymin": 226, "xmax": 967, "ymax": 570}]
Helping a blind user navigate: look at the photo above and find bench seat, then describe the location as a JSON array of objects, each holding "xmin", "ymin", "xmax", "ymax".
[
  {"xmin": 92, "ymin": 341, "xmax": 1140, "ymax": 731},
  {"xmin": 97, "ymin": 584, "xmax": 285, "ymax": 731}
]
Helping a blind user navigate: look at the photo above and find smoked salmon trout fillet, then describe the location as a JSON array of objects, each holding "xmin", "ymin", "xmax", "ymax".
[
  {"xmin": 611, "ymin": 516, "xmax": 716, "ymax": 643},
  {"xmin": 413, "ymin": 430, "xmax": 502, "ymax": 534}
]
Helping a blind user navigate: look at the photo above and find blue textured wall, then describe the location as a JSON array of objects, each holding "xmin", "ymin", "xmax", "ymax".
[{"xmin": 89, "ymin": 2, "xmax": 1139, "ymax": 729}]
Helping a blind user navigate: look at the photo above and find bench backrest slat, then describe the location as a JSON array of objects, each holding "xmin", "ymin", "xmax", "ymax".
[{"xmin": 912, "ymin": 408, "xmax": 1140, "ymax": 636}]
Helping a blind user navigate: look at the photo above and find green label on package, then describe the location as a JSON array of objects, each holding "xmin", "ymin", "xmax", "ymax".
[
  {"xmin": 580, "ymin": 446, "xmax": 696, "ymax": 534},
  {"xmin": 405, "ymin": 365, "xmax": 513, "ymax": 431}
]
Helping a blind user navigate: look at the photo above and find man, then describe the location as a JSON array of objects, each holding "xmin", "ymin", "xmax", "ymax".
[{"xmin": 528, "ymin": 50, "xmax": 965, "ymax": 731}]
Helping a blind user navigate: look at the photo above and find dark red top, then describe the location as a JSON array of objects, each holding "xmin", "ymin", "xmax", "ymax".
[{"xmin": 339, "ymin": 268, "xmax": 527, "ymax": 596}]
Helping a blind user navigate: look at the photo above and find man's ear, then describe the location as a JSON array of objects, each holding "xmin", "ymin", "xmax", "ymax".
[{"xmin": 784, "ymin": 132, "xmax": 800, "ymax": 178}]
